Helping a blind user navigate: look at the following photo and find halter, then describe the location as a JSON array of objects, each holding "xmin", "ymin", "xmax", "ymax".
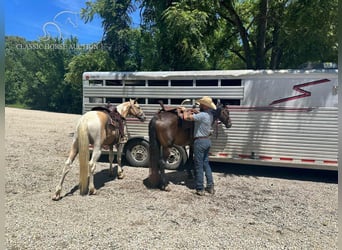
[
  {"xmin": 219, "ymin": 106, "xmax": 231, "ymax": 128},
  {"xmin": 213, "ymin": 104, "xmax": 232, "ymax": 130}
]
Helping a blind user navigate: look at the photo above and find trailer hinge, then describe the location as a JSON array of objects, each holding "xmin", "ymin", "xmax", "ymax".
[{"xmin": 332, "ymin": 85, "xmax": 338, "ymax": 95}]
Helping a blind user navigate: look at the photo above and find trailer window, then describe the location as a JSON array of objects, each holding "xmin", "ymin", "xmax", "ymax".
[
  {"xmin": 106, "ymin": 97, "xmax": 123, "ymax": 104},
  {"xmin": 221, "ymin": 79, "xmax": 241, "ymax": 86},
  {"xmin": 196, "ymin": 79, "xmax": 218, "ymax": 86},
  {"xmin": 148, "ymin": 80, "xmax": 168, "ymax": 86},
  {"xmin": 106, "ymin": 80, "xmax": 122, "ymax": 86},
  {"xmin": 89, "ymin": 97, "xmax": 104, "ymax": 103},
  {"xmin": 219, "ymin": 99, "xmax": 240, "ymax": 105},
  {"xmin": 148, "ymin": 98, "xmax": 168, "ymax": 105},
  {"xmin": 170, "ymin": 98, "xmax": 192, "ymax": 105},
  {"xmin": 89, "ymin": 80, "xmax": 103, "ymax": 86},
  {"xmin": 125, "ymin": 80, "xmax": 145, "ymax": 86},
  {"xmin": 171, "ymin": 80, "xmax": 193, "ymax": 86}
]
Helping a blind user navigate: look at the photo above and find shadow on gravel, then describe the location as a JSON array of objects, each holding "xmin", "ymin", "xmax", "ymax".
[
  {"xmin": 93, "ymin": 168, "xmax": 117, "ymax": 189},
  {"xmin": 141, "ymin": 163, "xmax": 337, "ymax": 192},
  {"xmin": 61, "ymin": 169, "xmax": 116, "ymax": 199},
  {"xmin": 211, "ymin": 163, "xmax": 337, "ymax": 184},
  {"xmin": 165, "ymin": 170, "xmax": 196, "ymax": 189}
]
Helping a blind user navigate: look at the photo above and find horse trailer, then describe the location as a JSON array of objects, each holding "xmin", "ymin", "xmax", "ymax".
[{"xmin": 82, "ymin": 70, "xmax": 338, "ymax": 171}]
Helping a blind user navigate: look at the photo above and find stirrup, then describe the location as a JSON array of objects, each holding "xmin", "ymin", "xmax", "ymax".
[{"xmin": 120, "ymin": 136, "xmax": 128, "ymax": 143}]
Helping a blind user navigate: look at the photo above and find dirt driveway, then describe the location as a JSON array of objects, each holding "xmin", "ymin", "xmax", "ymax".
[{"xmin": 5, "ymin": 107, "xmax": 338, "ymax": 249}]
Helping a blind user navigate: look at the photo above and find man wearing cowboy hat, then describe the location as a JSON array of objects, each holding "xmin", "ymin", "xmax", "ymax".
[{"xmin": 178, "ymin": 96, "xmax": 216, "ymax": 195}]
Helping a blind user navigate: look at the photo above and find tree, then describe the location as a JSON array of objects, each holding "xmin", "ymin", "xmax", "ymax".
[
  {"xmin": 145, "ymin": 0, "xmax": 337, "ymax": 69},
  {"xmin": 82, "ymin": 0, "xmax": 136, "ymax": 70},
  {"xmin": 65, "ymin": 49, "xmax": 115, "ymax": 113},
  {"xmin": 5, "ymin": 37, "xmax": 35, "ymax": 106}
]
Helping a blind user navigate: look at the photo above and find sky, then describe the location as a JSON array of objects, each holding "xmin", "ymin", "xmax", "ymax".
[{"xmin": 5, "ymin": 0, "xmax": 113, "ymax": 44}]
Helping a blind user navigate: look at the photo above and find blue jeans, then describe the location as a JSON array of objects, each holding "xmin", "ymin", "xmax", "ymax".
[{"xmin": 193, "ymin": 138, "xmax": 214, "ymax": 190}]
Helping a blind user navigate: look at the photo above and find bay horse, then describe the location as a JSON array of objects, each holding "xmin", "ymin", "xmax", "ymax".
[
  {"xmin": 147, "ymin": 102, "xmax": 232, "ymax": 190},
  {"xmin": 52, "ymin": 99, "xmax": 146, "ymax": 200}
]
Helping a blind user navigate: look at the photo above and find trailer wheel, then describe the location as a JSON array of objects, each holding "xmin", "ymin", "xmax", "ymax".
[
  {"xmin": 125, "ymin": 140, "xmax": 187, "ymax": 170},
  {"xmin": 125, "ymin": 139, "xmax": 149, "ymax": 167},
  {"xmin": 165, "ymin": 145, "xmax": 187, "ymax": 170}
]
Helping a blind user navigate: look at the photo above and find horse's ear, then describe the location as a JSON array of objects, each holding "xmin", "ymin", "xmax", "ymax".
[{"xmin": 130, "ymin": 98, "xmax": 138, "ymax": 103}]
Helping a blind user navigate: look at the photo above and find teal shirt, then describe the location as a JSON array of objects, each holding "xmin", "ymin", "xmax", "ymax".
[{"xmin": 193, "ymin": 111, "xmax": 213, "ymax": 138}]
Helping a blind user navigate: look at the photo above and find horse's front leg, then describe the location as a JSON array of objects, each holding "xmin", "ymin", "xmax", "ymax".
[
  {"xmin": 115, "ymin": 143, "xmax": 125, "ymax": 179},
  {"xmin": 108, "ymin": 144, "xmax": 115, "ymax": 177},
  {"xmin": 52, "ymin": 138, "xmax": 78, "ymax": 201}
]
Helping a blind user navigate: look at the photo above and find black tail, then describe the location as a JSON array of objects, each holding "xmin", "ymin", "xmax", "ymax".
[{"xmin": 148, "ymin": 116, "xmax": 161, "ymax": 187}]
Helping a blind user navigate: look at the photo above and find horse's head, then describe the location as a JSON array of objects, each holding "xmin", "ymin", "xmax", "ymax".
[
  {"xmin": 214, "ymin": 103, "xmax": 232, "ymax": 128},
  {"xmin": 128, "ymin": 99, "xmax": 146, "ymax": 122}
]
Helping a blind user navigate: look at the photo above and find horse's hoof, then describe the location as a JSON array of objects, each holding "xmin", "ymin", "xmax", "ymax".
[
  {"xmin": 117, "ymin": 172, "xmax": 125, "ymax": 179},
  {"xmin": 89, "ymin": 189, "xmax": 97, "ymax": 195},
  {"xmin": 52, "ymin": 191, "xmax": 61, "ymax": 201},
  {"xmin": 52, "ymin": 194, "xmax": 60, "ymax": 201},
  {"xmin": 161, "ymin": 185, "xmax": 171, "ymax": 192}
]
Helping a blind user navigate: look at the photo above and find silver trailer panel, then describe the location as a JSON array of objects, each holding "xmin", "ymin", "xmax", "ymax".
[{"xmin": 82, "ymin": 70, "xmax": 338, "ymax": 170}]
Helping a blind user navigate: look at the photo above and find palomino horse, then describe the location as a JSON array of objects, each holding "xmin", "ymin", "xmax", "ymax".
[
  {"xmin": 52, "ymin": 99, "xmax": 146, "ymax": 200},
  {"xmin": 147, "ymin": 102, "xmax": 232, "ymax": 190}
]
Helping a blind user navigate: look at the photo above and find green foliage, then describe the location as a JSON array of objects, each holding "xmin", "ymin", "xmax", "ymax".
[
  {"xmin": 151, "ymin": 0, "xmax": 337, "ymax": 69},
  {"xmin": 5, "ymin": 36, "xmax": 114, "ymax": 114},
  {"xmin": 82, "ymin": 0, "xmax": 135, "ymax": 70},
  {"xmin": 162, "ymin": 1, "xmax": 211, "ymax": 69},
  {"xmin": 5, "ymin": 0, "xmax": 337, "ymax": 113}
]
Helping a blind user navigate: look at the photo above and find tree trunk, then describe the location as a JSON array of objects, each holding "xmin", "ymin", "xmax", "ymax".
[
  {"xmin": 255, "ymin": 0, "xmax": 268, "ymax": 69},
  {"xmin": 221, "ymin": 0, "xmax": 254, "ymax": 69}
]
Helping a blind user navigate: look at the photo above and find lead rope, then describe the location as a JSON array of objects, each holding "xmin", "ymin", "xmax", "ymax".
[{"xmin": 215, "ymin": 119, "xmax": 219, "ymax": 139}]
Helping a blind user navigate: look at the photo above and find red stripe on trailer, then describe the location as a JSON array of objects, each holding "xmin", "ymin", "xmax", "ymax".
[
  {"xmin": 269, "ymin": 79, "xmax": 330, "ymax": 106},
  {"xmin": 238, "ymin": 154, "xmax": 250, "ymax": 159},
  {"xmin": 211, "ymin": 152, "xmax": 337, "ymax": 166},
  {"xmin": 227, "ymin": 106, "xmax": 314, "ymax": 112},
  {"xmin": 323, "ymin": 160, "xmax": 338, "ymax": 164},
  {"xmin": 259, "ymin": 156, "xmax": 272, "ymax": 160},
  {"xmin": 279, "ymin": 157, "xmax": 293, "ymax": 161},
  {"xmin": 301, "ymin": 159, "xmax": 315, "ymax": 163}
]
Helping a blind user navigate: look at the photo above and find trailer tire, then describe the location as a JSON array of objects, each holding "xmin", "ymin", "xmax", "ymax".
[
  {"xmin": 165, "ymin": 145, "xmax": 188, "ymax": 170},
  {"xmin": 125, "ymin": 140, "xmax": 187, "ymax": 170},
  {"xmin": 125, "ymin": 139, "xmax": 149, "ymax": 167}
]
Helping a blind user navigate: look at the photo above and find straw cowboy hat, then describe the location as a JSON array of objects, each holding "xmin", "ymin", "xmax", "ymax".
[{"xmin": 196, "ymin": 96, "xmax": 216, "ymax": 110}]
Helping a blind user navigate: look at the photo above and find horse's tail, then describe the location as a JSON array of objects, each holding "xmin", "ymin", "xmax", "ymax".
[
  {"xmin": 148, "ymin": 116, "xmax": 161, "ymax": 187},
  {"xmin": 78, "ymin": 117, "xmax": 89, "ymax": 195}
]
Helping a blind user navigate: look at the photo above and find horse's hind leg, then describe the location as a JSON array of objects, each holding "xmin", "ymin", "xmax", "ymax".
[
  {"xmin": 159, "ymin": 146, "xmax": 171, "ymax": 191},
  {"xmin": 116, "ymin": 143, "xmax": 125, "ymax": 179},
  {"xmin": 88, "ymin": 145, "xmax": 102, "ymax": 195},
  {"xmin": 52, "ymin": 138, "xmax": 78, "ymax": 201}
]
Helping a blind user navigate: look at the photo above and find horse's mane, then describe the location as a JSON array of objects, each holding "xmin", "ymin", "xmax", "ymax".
[
  {"xmin": 91, "ymin": 106, "xmax": 111, "ymax": 113},
  {"xmin": 91, "ymin": 102, "xmax": 117, "ymax": 114}
]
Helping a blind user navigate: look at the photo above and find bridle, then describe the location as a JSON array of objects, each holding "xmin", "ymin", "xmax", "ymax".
[
  {"xmin": 127, "ymin": 100, "xmax": 146, "ymax": 121},
  {"xmin": 213, "ymin": 104, "xmax": 232, "ymax": 130},
  {"xmin": 218, "ymin": 106, "xmax": 232, "ymax": 128}
]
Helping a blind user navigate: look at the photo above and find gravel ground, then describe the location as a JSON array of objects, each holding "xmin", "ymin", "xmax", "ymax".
[{"xmin": 5, "ymin": 107, "xmax": 338, "ymax": 249}]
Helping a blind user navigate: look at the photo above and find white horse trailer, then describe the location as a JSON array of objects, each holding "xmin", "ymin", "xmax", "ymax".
[{"xmin": 82, "ymin": 70, "xmax": 338, "ymax": 171}]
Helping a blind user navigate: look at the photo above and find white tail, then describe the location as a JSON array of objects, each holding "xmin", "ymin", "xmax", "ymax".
[{"xmin": 78, "ymin": 118, "xmax": 89, "ymax": 195}]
